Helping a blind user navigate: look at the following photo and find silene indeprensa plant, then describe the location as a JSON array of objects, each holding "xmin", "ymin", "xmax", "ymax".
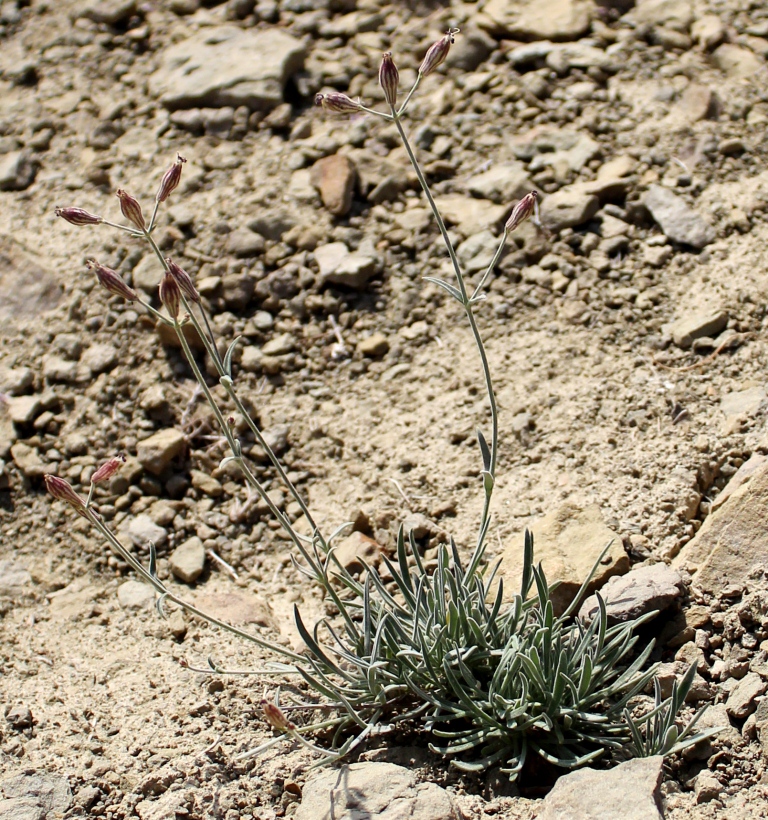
[{"xmin": 48, "ymin": 32, "xmax": 717, "ymax": 781}]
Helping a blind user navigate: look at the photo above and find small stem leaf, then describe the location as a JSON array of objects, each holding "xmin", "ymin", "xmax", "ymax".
[
  {"xmin": 423, "ymin": 276, "xmax": 464, "ymax": 303},
  {"xmin": 148, "ymin": 542, "xmax": 157, "ymax": 579},
  {"xmin": 222, "ymin": 335, "xmax": 242, "ymax": 378},
  {"xmin": 477, "ymin": 429, "xmax": 492, "ymax": 472}
]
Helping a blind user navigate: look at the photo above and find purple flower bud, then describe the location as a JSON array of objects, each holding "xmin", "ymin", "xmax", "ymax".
[
  {"xmin": 314, "ymin": 92, "xmax": 363, "ymax": 114},
  {"xmin": 55, "ymin": 207, "xmax": 103, "ymax": 226},
  {"xmin": 262, "ymin": 701, "xmax": 294, "ymax": 732},
  {"xmin": 159, "ymin": 272, "xmax": 181, "ymax": 319},
  {"xmin": 166, "ymin": 257, "xmax": 200, "ymax": 303},
  {"xmin": 419, "ymin": 28, "xmax": 460, "ymax": 77},
  {"xmin": 44, "ymin": 475, "xmax": 87, "ymax": 517},
  {"xmin": 505, "ymin": 190, "xmax": 538, "ymax": 233},
  {"xmin": 116, "ymin": 188, "xmax": 146, "ymax": 231},
  {"xmin": 156, "ymin": 154, "xmax": 187, "ymax": 203},
  {"xmin": 91, "ymin": 454, "xmax": 126, "ymax": 484},
  {"xmin": 379, "ymin": 52, "xmax": 399, "ymax": 108},
  {"xmin": 87, "ymin": 259, "xmax": 138, "ymax": 301}
]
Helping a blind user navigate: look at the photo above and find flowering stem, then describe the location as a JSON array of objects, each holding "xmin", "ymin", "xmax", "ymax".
[{"xmin": 391, "ymin": 111, "xmax": 498, "ymax": 557}]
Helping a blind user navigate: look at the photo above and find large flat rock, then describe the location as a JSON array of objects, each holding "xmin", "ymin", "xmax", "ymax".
[
  {"xmin": 536, "ymin": 756, "xmax": 664, "ymax": 820},
  {"xmin": 498, "ymin": 503, "xmax": 629, "ymax": 614},
  {"xmin": 674, "ymin": 459, "xmax": 768, "ymax": 594},
  {"xmin": 481, "ymin": 0, "xmax": 595, "ymax": 41},
  {"xmin": 149, "ymin": 26, "xmax": 306, "ymax": 111}
]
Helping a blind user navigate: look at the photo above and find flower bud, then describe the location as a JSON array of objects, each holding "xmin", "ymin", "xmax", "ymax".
[
  {"xmin": 166, "ymin": 257, "xmax": 200, "ymax": 303},
  {"xmin": 156, "ymin": 154, "xmax": 187, "ymax": 203},
  {"xmin": 314, "ymin": 92, "xmax": 363, "ymax": 114},
  {"xmin": 91, "ymin": 454, "xmax": 126, "ymax": 484},
  {"xmin": 505, "ymin": 190, "xmax": 538, "ymax": 233},
  {"xmin": 379, "ymin": 52, "xmax": 399, "ymax": 108},
  {"xmin": 55, "ymin": 207, "xmax": 103, "ymax": 226},
  {"xmin": 87, "ymin": 259, "xmax": 138, "ymax": 302},
  {"xmin": 44, "ymin": 475, "xmax": 87, "ymax": 516},
  {"xmin": 419, "ymin": 28, "xmax": 459, "ymax": 77},
  {"xmin": 116, "ymin": 189, "xmax": 146, "ymax": 231},
  {"xmin": 159, "ymin": 272, "xmax": 181, "ymax": 319},
  {"xmin": 261, "ymin": 701, "xmax": 294, "ymax": 732}
]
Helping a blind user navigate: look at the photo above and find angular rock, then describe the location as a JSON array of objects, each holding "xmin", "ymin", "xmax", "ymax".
[
  {"xmin": 80, "ymin": 0, "xmax": 136, "ymax": 25},
  {"xmin": 10, "ymin": 442, "xmax": 48, "ymax": 478},
  {"xmin": 227, "ymin": 227, "xmax": 265, "ymax": 258},
  {"xmin": 695, "ymin": 771, "xmax": 723, "ymax": 804},
  {"xmin": 433, "ymin": 194, "xmax": 508, "ymax": 236},
  {"xmin": 720, "ymin": 386, "xmax": 766, "ymax": 425},
  {"xmin": 0, "ymin": 773, "xmax": 72, "ymax": 819},
  {"xmin": 499, "ymin": 503, "xmax": 629, "ymax": 614},
  {"xmin": 169, "ymin": 536, "xmax": 206, "ymax": 584},
  {"xmin": 295, "ymin": 762, "xmax": 456, "ymax": 820},
  {"xmin": 149, "ymin": 26, "xmax": 306, "ymax": 111},
  {"xmin": 81, "ymin": 343, "xmax": 118, "ymax": 374},
  {"xmin": 7, "ymin": 395, "xmax": 41, "ymax": 426},
  {"xmin": 466, "ymin": 162, "xmax": 532, "ymax": 204},
  {"xmin": 630, "ymin": 0, "xmax": 693, "ymax": 32},
  {"xmin": 310, "ymin": 154, "xmax": 356, "ymax": 216},
  {"xmin": 137, "ymin": 429, "xmax": 186, "ymax": 475},
  {"xmin": 334, "ymin": 532, "xmax": 383, "ymax": 574},
  {"xmin": 41, "ymin": 354, "xmax": 78, "ymax": 383},
  {"xmin": 674, "ymin": 459, "xmax": 768, "ymax": 593},
  {"xmin": 692, "ymin": 15, "xmax": 726, "ymax": 50},
  {"xmin": 536, "ymin": 756, "xmax": 663, "ymax": 820},
  {"xmin": 190, "ymin": 469, "xmax": 223, "ymax": 498},
  {"xmin": 127, "ymin": 514, "xmax": 168, "ymax": 548},
  {"xmin": 643, "ymin": 185, "xmax": 715, "ymax": 248},
  {"xmin": 314, "ymin": 242, "xmax": 378, "ymax": 289},
  {"xmin": 482, "ymin": 0, "xmax": 594, "ymax": 41},
  {"xmin": 117, "ymin": 580, "xmax": 155, "ymax": 609},
  {"xmin": 514, "ymin": 128, "xmax": 600, "ymax": 173},
  {"xmin": 711, "ymin": 44, "xmax": 765, "ymax": 80},
  {"xmin": 358, "ymin": 332, "xmax": 389, "ymax": 357},
  {"xmin": 678, "ymin": 83, "xmax": 715, "ymax": 123},
  {"xmin": 669, "ymin": 309, "xmax": 728, "ymax": 349},
  {"xmin": 725, "ymin": 672, "xmax": 766, "ymax": 719},
  {"xmin": 0, "ymin": 366, "xmax": 33, "ymax": 395},
  {"xmin": 0, "ymin": 151, "xmax": 36, "ymax": 191},
  {"xmin": 579, "ymin": 563, "xmax": 683, "ymax": 623},
  {"xmin": 540, "ymin": 187, "xmax": 599, "ymax": 232}
]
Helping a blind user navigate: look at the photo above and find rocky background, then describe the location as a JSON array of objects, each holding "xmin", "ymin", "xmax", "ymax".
[{"xmin": 1, "ymin": 0, "xmax": 768, "ymax": 817}]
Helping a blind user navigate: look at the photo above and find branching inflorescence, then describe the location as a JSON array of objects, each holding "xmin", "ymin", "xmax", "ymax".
[{"xmin": 48, "ymin": 32, "xmax": 716, "ymax": 779}]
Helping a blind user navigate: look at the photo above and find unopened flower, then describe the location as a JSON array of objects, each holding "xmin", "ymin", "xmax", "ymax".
[
  {"xmin": 379, "ymin": 52, "xmax": 399, "ymax": 108},
  {"xmin": 55, "ymin": 207, "xmax": 103, "ymax": 226},
  {"xmin": 159, "ymin": 272, "xmax": 181, "ymax": 319},
  {"xmin": 261, "ymin": 701, "xmax": 294, "ymax": 732},
  {"xmin": 505, "ymin": 190, "xmax": 538, "ymax": 233},
  {"xmin": 419, "ymin": 28, "xmax": 460, "ymax": 77},
  {"xmin": 116, "ymin": 189, "xmax": 146, "ymax": 231},
  {"xmin": 156, "ymin": 154, "xmax": 187, "ymax": 203},
  {"xmin": 314, "ymin": 92, "xmax": 363, "ymax": 114},
  {"xmin": 166, "ymin": 257, "xmax": 200, "ymax": 303},
  {"xmin": 91, "ymin": 454, "xmax": 126, "ymax": 484},
  {"xmin": 44, "ymin": 475, "xmax": 87, "ymax": 516},
  {"xmin": 87, "ymin": 259, "xmax": 138, "ymax": 301}
]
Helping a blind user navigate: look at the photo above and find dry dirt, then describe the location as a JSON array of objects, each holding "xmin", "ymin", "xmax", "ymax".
[{"xmin": 1, "ymin": 0, "xmax": 768, "ymax": 817}]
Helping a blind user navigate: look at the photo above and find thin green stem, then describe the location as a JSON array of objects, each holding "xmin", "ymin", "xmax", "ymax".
[
  {"xmin": 83, "ymin": 508, "xmax": 305, "ymax": 662},
  {"xmin": 471, "ymin": 231, "xmax": 509, "ymax": 302},
  {"xmin": 397, "ymin": 75, "xmax": 422, "ymax": 117},
  {"xmin": 391, "ymin": 112, "xmax": 498, "ymax": 555},
  {"xmin": 172, "ymin": 319, "xmax": 306, "ymax": 555}
]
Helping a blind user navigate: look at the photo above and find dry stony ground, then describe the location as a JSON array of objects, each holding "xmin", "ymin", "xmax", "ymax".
[{"xmin": 1, "ymin": 0, "xmax": 768, "ymax": 817}]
